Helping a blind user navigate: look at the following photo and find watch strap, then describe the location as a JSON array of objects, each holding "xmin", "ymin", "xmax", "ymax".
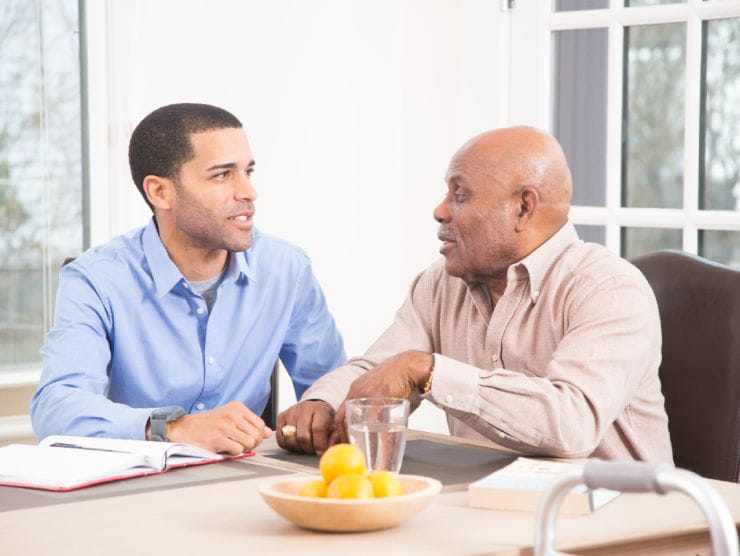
[{"xmin": 150, "ymin": 407, "xmax": 185, "ymax": 442}]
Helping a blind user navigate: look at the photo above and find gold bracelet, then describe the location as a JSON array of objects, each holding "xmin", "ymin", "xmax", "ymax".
[{"xmin": 422, "ymin": 366, "xmax": 435, "ymax": 394}]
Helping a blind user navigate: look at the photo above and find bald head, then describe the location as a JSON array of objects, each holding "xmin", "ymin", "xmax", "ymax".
[
  {"xmin": 434, "ymin": 126, "xmax": 574, "ymax": 294},
  {"xmin": 455, "ymin": 126, "xmax": 572, "ymax": 210}
]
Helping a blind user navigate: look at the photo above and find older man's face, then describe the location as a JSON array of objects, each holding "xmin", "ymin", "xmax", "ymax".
[{"xmin": 433, "ymin": 148, "xmax": 521, "ymax": 284}]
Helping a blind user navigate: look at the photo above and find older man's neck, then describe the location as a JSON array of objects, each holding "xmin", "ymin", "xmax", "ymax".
[{"xmin": 487, "ymin": 279, "xmax": 508, "ymax": 304}]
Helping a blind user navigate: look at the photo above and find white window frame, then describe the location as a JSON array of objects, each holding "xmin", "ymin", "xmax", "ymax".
[
  {"xmin": 1, "ymin": 0, "xmax": 113, "ymax": 392},
  {"xmin": 508, "ymin": 0, "xmax": 740, "ymax": 256},
  {"xmin": 0, "ymin": 0, "xmax": 95, "ymax": 438}
]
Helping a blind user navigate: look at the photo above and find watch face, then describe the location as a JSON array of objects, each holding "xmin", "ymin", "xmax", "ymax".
[{"xmin": 151, "ymin": 406, "xmax": 185, "ymax": 420}]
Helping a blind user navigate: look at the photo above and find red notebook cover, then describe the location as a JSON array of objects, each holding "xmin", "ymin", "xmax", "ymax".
[{"xmin": 0, "ymin": 447, "xmax": 254, "ymax": 492}]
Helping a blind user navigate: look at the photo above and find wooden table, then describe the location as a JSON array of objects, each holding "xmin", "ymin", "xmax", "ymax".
[{"xmin": 1, "ymin": 431, "xmax": 738, "ymax": 555}]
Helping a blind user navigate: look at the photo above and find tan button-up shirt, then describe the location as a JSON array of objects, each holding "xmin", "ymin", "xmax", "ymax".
[{"xmin": 304, "ymin": 223, "xmax": 673, "ymax": 463}]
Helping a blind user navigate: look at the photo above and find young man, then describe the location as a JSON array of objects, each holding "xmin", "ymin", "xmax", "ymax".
[
  {"xmin": 278, "ymin": 126, "xmax": 672, "ymax": 464},
  {"xmin": 31, "ymin": 103, "xmax": 345, "ymax": 454}
]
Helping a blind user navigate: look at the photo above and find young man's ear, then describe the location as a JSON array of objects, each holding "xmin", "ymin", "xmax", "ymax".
[
  {"xmin": 142, "ymin": 176, "xmax": 174, "ymax": 211},
  {"xmin": 514, "ymin": 186, "xmax": 539, "ymax": 232}
]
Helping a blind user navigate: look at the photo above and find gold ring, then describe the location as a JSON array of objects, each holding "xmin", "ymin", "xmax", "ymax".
[{"xmin": 281, "ymin": 425, "xmax": 297, "ymax": 438}]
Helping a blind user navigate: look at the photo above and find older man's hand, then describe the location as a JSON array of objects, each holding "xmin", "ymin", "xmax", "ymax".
[
  {"xmin": 276, "ymin": 399, "xmax": 335, "ymax": 454},
  {"xmin": 329, "ymin": 350, "xmax": 433, "ymax": 445}
]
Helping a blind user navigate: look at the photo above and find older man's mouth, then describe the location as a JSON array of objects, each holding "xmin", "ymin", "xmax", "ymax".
[{"xmin": 438, "ymin": 229, "xmax": 457, "ymax": 255}]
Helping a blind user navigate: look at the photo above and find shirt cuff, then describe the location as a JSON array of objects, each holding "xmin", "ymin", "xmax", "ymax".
[
  {"xmin": 113, "ymin": 407, "xmax": 156, "ymax": 440},
  {"xmin": 429, "ymin": 353, "xmax": 479, "ymax": 413},
  {"xmin": 300, "ymin": 383, "xmax": 348, "ymax": 411}
]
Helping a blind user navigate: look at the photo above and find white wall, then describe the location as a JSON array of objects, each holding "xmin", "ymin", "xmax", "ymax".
[{"xmin": 86, "ymin": 0, "xmax": 508, "ymax": 432}]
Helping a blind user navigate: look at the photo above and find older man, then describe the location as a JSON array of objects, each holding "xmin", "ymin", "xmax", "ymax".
[{"xmin": 277, "ymin": 126, "xmax": 673, "ymax": 463}]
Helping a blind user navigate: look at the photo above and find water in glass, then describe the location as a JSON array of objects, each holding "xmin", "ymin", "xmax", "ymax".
[{"xmin": 349, "ymin": 422, "xmax": 408, "ymax": 473}]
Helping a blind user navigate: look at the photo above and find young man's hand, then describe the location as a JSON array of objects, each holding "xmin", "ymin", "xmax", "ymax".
[{"xmin": 158, "ymin": 401, "xmax": 272, "ymax": 454}]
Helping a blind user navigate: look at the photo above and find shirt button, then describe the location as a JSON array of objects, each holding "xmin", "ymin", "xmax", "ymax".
[
  {"xmin": 499, "ymin": 432, "xmax": 506, "ymax": 439},
  {"xmin": 207, "ymin": 356, "xmax": 216, "ymax": 365},
  {"xmin": 445, "ymin": 394, "xmax": 454, "ymax": 404},
  {"xmin": 491, "ymin": 354, "xmax": 499, "ymax": 363},
  {"xmin": 196, "ymin": 307, "xmax": 206, "ymax": 315},
  {"xmin": 195, "ymin": 402, "xmax": 205, "ymax": 410},
  {"xmin": 533, "ymin": 289, "xmax": 540, "ymax": 298}
]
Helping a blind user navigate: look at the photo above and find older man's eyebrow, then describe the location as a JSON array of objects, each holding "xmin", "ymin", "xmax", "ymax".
[
  {"xmin": 445, "ymin": 173, "xmax": 465, "ymax": 186},
  {"xmin": 205, "ymin": 160, "xmax": 255, "ymax": 172}
]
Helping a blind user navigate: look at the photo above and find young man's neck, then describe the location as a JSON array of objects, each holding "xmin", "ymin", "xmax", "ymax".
[
  {"xmin": 172, "ymin": 248, "xmax": 229, "ymax": 282},
  {"xmin": 156, "ymin": 221, "xmax": 229, "ymax": 281}
]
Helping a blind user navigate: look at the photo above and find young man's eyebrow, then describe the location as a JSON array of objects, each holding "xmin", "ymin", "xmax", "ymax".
[{"xmin": 205, "ymin": 160, "xmax": 255, "ymax": 172}]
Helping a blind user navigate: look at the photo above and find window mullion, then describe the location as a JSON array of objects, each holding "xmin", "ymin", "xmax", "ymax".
[
  {"xmin": 683, "ymin": 4, "xmax": 703, "ymax": 255},
  {"xmin": 34, "ymin": 0, "xmax": 53, "ymax": 334},
  {"xmin": 605, "ymin": 16, "xmax": 623, "ymax": 256}
]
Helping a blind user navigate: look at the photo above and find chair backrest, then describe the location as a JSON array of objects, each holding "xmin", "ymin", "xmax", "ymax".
[
  {"xmin": 630, "ymin": 250, "xmax": 740, "ymax": 482},
  {"xmin": 61, "ymin": 257, "xmax": 280, "ymax": 430},
  {"xmin": 260, "ymin": 362, "xmax": 279, "ymax": 430}
]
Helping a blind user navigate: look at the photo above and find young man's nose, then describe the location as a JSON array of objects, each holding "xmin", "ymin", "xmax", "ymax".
[{"xmin": 235, "ymin": 174, "xmax": 258, "ymax": 201}]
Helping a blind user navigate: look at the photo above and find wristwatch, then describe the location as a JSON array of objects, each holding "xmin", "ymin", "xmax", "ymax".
[{"xmin": 149, "ymin": 406, "xmax": 186, "ymax": 442}]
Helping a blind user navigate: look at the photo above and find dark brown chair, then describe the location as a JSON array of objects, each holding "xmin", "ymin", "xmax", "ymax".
[
  {"xmin": 630, "ymin": 250, "xmax": 740, "ymax": 482},
  {"xmin": 60, "ymin": 257, "xmax": 279, "ymax": 429},
  {"xmin": 261, "ymin": 362, "xmax": 279, "ymax": 430}
]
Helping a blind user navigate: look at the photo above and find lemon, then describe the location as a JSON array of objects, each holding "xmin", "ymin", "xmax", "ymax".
[
  {"xmin": 319, "ymin": 443, "xmax": 366, "ymax": 483},
  {"xmin": 298, "ymin": 479, "xmax": 328, "ymax": 498},
  {"xmin": 367, "ymin": 470, "xmax": 404, "ymax": 497},
  {"xmin": 326, "ymin": 473, "xmax": 374, "ymax": 499}
]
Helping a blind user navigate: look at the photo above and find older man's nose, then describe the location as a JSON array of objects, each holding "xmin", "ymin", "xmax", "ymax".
[{"xmin": 433, "ymin": 198, "xmax": 451, "ymax": 223}]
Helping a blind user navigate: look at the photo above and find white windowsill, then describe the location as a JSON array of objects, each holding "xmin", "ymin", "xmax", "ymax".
[
  {"xmin": 0, "ymin": 414, "xmax": 34, "ymax": 443},
  {"xmin": 0, "ymin": 368, "xmax": 41, "ymax": 388}
]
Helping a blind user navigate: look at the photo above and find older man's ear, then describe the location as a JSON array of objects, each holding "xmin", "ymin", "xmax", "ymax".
[{"xmin": 514, "ymin": 186, "xmax": 540, "ymax": 232}]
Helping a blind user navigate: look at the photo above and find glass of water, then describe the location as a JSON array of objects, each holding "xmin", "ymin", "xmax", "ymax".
[{"xmin": 345, "ymin": 397, "xmax": 410, "ymax": 473}]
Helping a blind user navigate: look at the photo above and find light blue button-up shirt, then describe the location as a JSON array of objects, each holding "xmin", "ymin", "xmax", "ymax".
[{"xmin": 31, "ymin": 219, "xmax": 345, "ymax": 440}]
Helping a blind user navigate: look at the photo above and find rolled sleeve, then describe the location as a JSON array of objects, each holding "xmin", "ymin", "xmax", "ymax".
[
  {"xmin": 302, "ymin": 268, "xmax": 435, "ymax": 408},
  {"xmin": 429, "ymin": 354, "xmax": 479, "ymax": 413}
]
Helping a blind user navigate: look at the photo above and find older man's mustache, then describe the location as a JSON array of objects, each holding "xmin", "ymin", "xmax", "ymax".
[{"xmin": 437, "ymin": 226, "xmax": 457, "ymax": 242}]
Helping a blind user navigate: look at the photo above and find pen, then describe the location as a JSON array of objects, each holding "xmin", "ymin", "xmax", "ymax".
[{"xmin": 49, "ymin": 442, "xmax": 130, "ymax": 454}]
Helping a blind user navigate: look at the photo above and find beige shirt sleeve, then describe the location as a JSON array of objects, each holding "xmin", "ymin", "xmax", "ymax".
[
  {"xmin": 304, "ymin": 255, "xmax": 665, "ymax": 460},
  {"xmin": 430, "ymin": 274, "xmax": 661, "ymax": 458},
  {"xmin": 301, "ymin": 271, "xmax": 435, "ymax": 409}
]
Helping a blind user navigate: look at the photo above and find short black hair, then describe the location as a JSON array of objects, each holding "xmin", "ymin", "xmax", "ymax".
[{"xmin": 128, "ymin": 103, "xmax": 242, "ymax": 211}]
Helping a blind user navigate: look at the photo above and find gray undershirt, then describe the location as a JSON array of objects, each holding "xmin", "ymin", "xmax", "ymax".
[{"xmin": 189, "ymin": 270, "xmax": 226, "ymax": 312}]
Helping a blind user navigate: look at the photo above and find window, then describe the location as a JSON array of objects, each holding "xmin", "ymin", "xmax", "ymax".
[
  {"xmin": 511, "ymin": 0, "xmax": 740, "ymax": 265},
  {"xmin": 0, "ymin": 0, "xmax": 86, "ymax": 382}
]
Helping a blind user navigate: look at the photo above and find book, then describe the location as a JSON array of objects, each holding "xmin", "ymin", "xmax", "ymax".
[
  {"xmin": 0, "ymin": 435, "xmax": 251, "ymax": 492},
  {"xmin": 468, "ymin": 457, "xmax": 620, "ymax": 514}
]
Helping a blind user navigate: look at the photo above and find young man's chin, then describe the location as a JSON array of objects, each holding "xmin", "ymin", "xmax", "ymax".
[{"xmin": 230, "ymin": 233, "xmax": 253, "ymax": 253}]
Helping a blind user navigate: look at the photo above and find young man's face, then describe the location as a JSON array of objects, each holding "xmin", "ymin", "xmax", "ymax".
[{"xmin": 169, "ymin": 127, "xmax": 257, "ymax": 253}]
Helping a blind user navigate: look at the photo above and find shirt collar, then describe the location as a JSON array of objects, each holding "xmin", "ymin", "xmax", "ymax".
[
  {"xmin": 227, "ymin": 245, "xmax": 257, "ymax": 285},
  {"xmin": 515, "ymin": 221, "xmax": 580, "ymax": 303},
  {"xmin": 143, "ymin": 218, "xmax": 258, "ymax": 297},
  {"xmin": 143, "ymin": 219, "xmax": 185, "ymax": 298}
]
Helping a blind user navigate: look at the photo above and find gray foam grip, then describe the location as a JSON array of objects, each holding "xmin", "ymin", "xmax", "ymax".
[{"xmin": 583, "ymin": 460, "xmax": 666, "ymax": 494}]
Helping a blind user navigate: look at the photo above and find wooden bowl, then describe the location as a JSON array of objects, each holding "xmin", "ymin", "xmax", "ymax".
[{"xmin": 258, "ymin": 474, "xmax": 442, "ymax": 532}]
